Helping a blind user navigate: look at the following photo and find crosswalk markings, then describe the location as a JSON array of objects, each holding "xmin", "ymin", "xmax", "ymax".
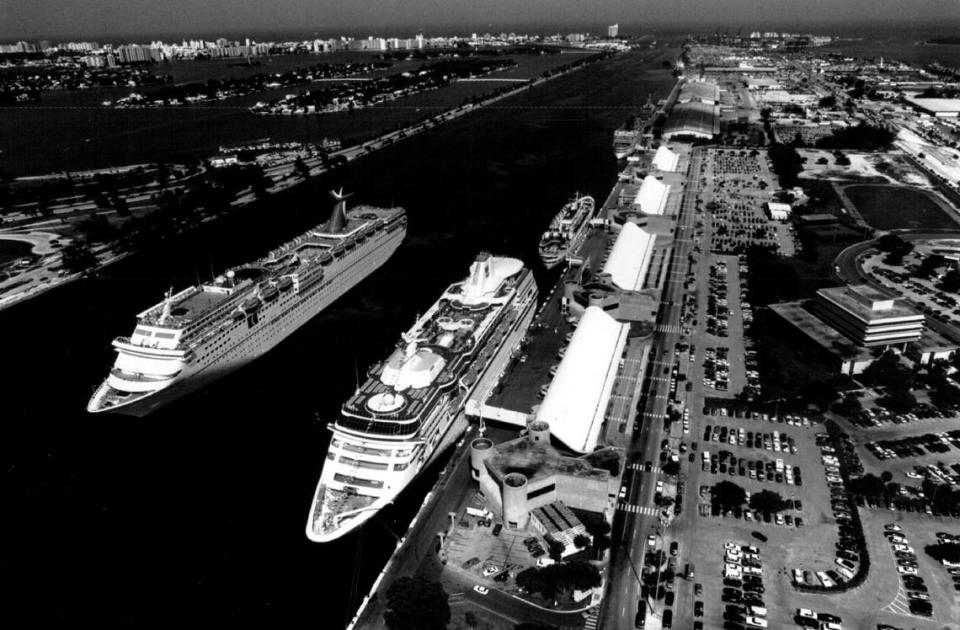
[
  {"xmin": 656, "ymin": 324, "xmax": 683, "ymax": 334},
  {"xmin": 627, "ymin": 462, "xmax": 661, "ymax": 473},
  {"xmin": 617, "ymin": 503, "xmax": 659, "ymax": 515},
  {"xmin": 583, "ymin": 609, "xmax": 599, "ymax": 630}
]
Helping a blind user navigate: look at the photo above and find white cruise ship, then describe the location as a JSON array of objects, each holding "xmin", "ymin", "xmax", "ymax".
[
  {"xmin": 306, "ymin": 253, "xmax": 538, "ymax": 542},
  {"xmin": 87, "ymin": 191, "xmax": 407, "ymax": 417},
  {"xmin": 537, "ymin": 193, "xmax": 596, "ymax": 269}
]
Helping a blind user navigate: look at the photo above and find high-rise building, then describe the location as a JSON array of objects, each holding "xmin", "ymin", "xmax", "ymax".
[{"xmin": 608, "ymin": 24, "xmax": 619, "ymax": 38}]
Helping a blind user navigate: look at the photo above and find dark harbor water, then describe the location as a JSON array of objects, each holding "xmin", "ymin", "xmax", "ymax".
[{"xmin": 1, "ymin": 48, "xmax": 678, "ymax": 627}]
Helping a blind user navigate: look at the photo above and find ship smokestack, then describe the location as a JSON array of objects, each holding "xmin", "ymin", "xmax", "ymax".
[{"xmin": 327, "ymin": 188, "xmax": 352, "ymax": 233}]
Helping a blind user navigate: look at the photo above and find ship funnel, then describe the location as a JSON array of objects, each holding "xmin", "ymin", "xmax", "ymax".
[{"xmin": 326, "ymin": 188, "xmax": 352, "ymax": 233}]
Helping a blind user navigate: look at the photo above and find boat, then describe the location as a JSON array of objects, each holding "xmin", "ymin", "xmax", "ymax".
[
  {"xmin": 87, "ymin": 190, "xmax": 407, "ymax": 416},
  {"xmin": 306, "ymin": 253, "xmax": 538, "ymax": 542},
  {"xmin": 537, "ymin": 193, "xmax": 596, "ymax": 270}
]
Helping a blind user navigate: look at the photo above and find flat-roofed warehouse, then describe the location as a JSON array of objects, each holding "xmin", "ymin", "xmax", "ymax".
[
  {"xmin": 677, "ymin": 80, "xmax": 720, "ymax": 105},
  {"xmin": 904, "ymin": 96, "xmax": 960, "ymax": 118},
  {"xmin": 663, "ymin": 101, "xmax": 719, "ymax": 140},
  {"xmin": 535, "ymin": 306, "xmax": 630, "ymax": 454}
]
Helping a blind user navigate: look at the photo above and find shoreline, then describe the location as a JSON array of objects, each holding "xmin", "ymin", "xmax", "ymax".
[{"xmin": 0, "ymin": 48, "xmax": 612, "ymax": 313}]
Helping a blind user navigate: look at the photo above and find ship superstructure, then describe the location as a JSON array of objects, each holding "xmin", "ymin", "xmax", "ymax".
[
  {"xmin": 87, "ymin": 191, "xmax": 407, "ymax": 416},
  {"xmin": 307, "ymin": 254, "xmax": 537, "ymax": 542},
  {"xmin": 537, "ymin": 194, "xmax": 596, "ymax": 269}
]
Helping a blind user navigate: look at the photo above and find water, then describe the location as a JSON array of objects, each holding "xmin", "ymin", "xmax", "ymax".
[
  {"xmin": 0, "ymin": 47, "xmax": 679, "ymax": 627},
  {"xmin": 0, "ymin": 52, "xmax": 588, "ymax": 177},
  {"xmin": 0, "ymin": 238, "xmax": 31, "ymax": 264}
]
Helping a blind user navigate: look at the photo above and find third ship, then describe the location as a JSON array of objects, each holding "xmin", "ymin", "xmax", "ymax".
[{"xmin": 537, "ymin": 193, "xmax": 596, "ymax": 269}]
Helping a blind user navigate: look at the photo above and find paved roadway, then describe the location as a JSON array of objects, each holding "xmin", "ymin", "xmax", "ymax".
[{"xmin": 599, "ymin": 147, "xmax": 704, "ymax": 630}]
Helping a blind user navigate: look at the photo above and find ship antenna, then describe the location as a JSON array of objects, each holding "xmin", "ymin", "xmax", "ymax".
[{"xmin": 353, "ymin": 354, "xmax": 360, "ymax": 396}]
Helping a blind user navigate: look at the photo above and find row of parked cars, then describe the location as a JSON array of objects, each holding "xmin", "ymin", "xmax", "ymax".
[
  {"xmin": 866, "ymin": 429, "xmax": 960, "ymax": 460},
  {"xmin": 706, "ymin": 261, "xmax": 731, "ymax": 340},
  {"xmin": 719, "ymin": 541, "xmax": 769, "ymax": 629},
  {"xmin": 703, "ymin": 345, "xmax": 730, "ymax": 391},
  {"xmin": 702, "ymin": 448, "xmax": 803, "ymax": 487},
  {"xmin": 703, "ymin": 405, "xmax": 816, "ymax": 427},
  {"xmin": 703, "ymin": 423, "xmax": 799, "ymax": 455},
  {"xmin": 848, "ymin": 402, "xmax": 946, "ymax": 428},
  {"xmin": 883, "ymin": 523, "xmax": 933, "ymax": 617}
]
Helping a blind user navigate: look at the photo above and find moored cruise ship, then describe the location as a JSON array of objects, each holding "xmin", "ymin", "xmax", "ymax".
[
  {"xmin": 307, "ymin": 253, "xmax": 538, "ymax": 542},
  {"xmin": 87, "ymin": 191, "xmax": 407, "ymax": 416},
  {"xmin": 537, "ymin": 193, "xmax": 596, "ymax": 269}
]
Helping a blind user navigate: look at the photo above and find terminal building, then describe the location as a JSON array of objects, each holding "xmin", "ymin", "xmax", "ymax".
[
  {"xmin": 771, "ymin": 284, "xmax": 927, "ymax": 374},
  {"xmin": 663, "ymin": 101, "xmax": 719, "ymax": 140},
  {"xmin": 469, "ymin": 422, "xmax": 621, "ymax": 530},
  {"xmin": 814, "ymin": 285, "xmax": 924, "ymax": 347}
]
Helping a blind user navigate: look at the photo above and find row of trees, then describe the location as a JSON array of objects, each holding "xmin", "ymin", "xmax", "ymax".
[
  {"xmin": 711, "ymin": 480, "xmax": 788, "ymax": 513},
  {"xmin": 515, "ymin": 560, "xmax": 601, "ymax": 601}
]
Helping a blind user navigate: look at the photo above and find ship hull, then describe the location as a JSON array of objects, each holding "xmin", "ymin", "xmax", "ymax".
[{"xmin": 89, "ymin": 225, "xmax": 406, "ymax": 416}]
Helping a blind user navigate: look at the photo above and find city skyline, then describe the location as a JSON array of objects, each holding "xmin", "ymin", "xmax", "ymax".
[{"xmin": 3, "ymin": 0, "xmax": 960, "ymax": 39}]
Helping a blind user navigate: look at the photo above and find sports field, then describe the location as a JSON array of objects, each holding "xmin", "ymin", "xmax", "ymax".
[{"xmin": 844, "ymin": 184, "xmax": 960, "ymax": 230}]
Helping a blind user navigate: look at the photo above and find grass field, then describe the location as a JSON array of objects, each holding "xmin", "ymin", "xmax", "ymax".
[{"xmin": 844, "ymin": 184, "xmax": 960, "ymax": 230}]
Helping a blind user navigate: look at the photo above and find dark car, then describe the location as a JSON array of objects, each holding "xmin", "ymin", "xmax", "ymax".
[
  {"xmin": 665, "ymin": 592, "xmax": 675, "ymax": 606},
  {"xmin": 492, "ymin": 523, "xmax": 503, "ymax": 536},
  {"xmin": 670, "ymin": 541, "xmax": 679, "ymax": 556},
  {"xmin": 695, "ymin": 601, "xmax": 704, "ymax": 617},
  {"xmin": 662, "ymin": 609, "xmax": 673, "ymax": 628},
  {"xmin": 751, "ymin": 531, "xmax": 768, "ymax": 542}
]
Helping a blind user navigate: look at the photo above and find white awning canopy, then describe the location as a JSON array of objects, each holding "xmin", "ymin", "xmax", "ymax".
[
  {"xmin": 633, "ymin": 175, "xmax": 669, "ymax": 216},
  {"xmin": 601, "ymin": 222, "xmax": 655, "ymax": 292},
  {"xmin": 536, "ymin": 307, "xmax": 630, "ymax": 453}
]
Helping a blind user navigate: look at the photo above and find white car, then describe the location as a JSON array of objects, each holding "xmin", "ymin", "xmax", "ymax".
[
  {"xmin": 746, "ymin": 616, "xmax": 768, "ymax": 628},
  {"xmin": 724, "ymin": 542, "xmax": 738, "ymax": 550},
  {"xmin": 893, "ymin": 544, "xmax": 915, "ymax": 554},
  {"xmin": 473, "ymin": 585, "xmax": 489, "ymax": 595},
  {"xmin": 884, "ymin": 523, "xmax": 903, "ymax": 532},
  {"xmin": 656, "ymin": 481, "xmax": 664, "ymax": 493},
  {"xmin": 648, "ymin": 535, "xmax": 657, "ymax": 547},
  {"xmin": 482, "ymin": 565, "xmax": 501, "ymax": 577},
  {"xmin": 897, "ymin": 566, "xmax": 918, "ymax": 575}
]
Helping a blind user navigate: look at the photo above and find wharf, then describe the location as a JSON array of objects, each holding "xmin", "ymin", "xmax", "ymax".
[{"xmin": 346, "ymin": 226, "xmax": 617, "ymax": 630}]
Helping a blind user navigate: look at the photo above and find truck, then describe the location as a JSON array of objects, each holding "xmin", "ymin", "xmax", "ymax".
[{"xmin": 685, "ymin": 563, "xmax": 695, "ymax": 579}]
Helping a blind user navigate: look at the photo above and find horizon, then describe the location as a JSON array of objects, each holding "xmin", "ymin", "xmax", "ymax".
[{"xmin": 3, "ymin": 0, "xmax": 960, "ymax": 41}]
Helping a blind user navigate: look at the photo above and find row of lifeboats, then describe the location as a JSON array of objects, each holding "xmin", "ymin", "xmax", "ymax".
[{"xmin": 232, "ymin": 277, "xmax": 296, "ymax": 319}]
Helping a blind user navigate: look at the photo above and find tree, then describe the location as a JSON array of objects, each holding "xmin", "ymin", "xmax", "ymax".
[
  {"xmin": 834, "ymin": 393, "xmax": 863, "ymax": 416},
  {"xmin": 880, "ymin": 470, "xmax": 893, "ymax": 483},
  {"xmin": 546, "ymin": 537, "xmax": 566, "ymax": 561},
  {"xmin": 712, "ymin": 481, "xmax": 746, "ymax": 511},
  {"xmin": 574, "ymin": 534, "xmax": 591, "ymax": 550},
  {"xmin": 654, "ymin": 494, "xmax": 675, "ymax": 508},
  {"xmin": 749, "ymin": 490, "xmax": 786, "ymax": 513},
  {"xmin": 662, "ymin": 459, "xmax": 681, "ymax": 476},
  {"xmin": 383, "ymin": 577, "xmax": 450, "ymax": 630},
  {"xmin": 925, "ymin": 542, "xmax": 960, "ymax": 563},
  {"xmin": 464, "ymin": 611, "xmax": 478, "ymax": 629},
  {"xmin": 60, "ymin": 241, "xmax": 98, "ymax": 275},
  {"xmin": 940, "ymin": 269, "xmax": 960, "ymax": 293},
  {"xmin": 879, "ymin": 388, "xmax": 916, "ymax": 414},
  {"xmin": 917, "ymin": 254, "xmax": 947, "ymax": 278}
]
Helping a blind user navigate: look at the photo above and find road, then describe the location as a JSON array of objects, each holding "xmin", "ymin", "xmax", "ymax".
[{"xmin": 599, "ymin": 147, "xmax": 704, "ymax": 630}]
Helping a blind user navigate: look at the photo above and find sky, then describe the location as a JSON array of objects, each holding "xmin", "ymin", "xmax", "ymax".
[{"xmin": 2, "ymin": 0, "xmax": 960, "ymax": 40}]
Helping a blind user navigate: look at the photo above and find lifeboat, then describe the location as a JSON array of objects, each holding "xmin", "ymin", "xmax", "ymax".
[
  {"xmin": 278, "ymin": 277, "xmax": 294, "ymax": 292},
  {"xmin": 319, "ymin": 250, "xmax": 333, "ymax": 265},
  {"xmin": 242, "ymin": 297, "xmax": 261, "ymax": 313},
  {"xmin": 232, "ymin": 310, "xmax": 245, "ymax": 321},
  {"xmin": 262, "ymin": 284, "xmax": 280, "ymax": 302}
]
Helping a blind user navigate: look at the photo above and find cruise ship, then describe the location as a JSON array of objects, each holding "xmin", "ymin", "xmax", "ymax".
[
  {"xmin": 306, "ymin": 253, "xmax": 538, "ymax": 542},
  {"xmin": 612, "ymin": 124, "xmax": 638, "ymax": 159},
  {"xmin": 537, "ymin": 194, "xmax": 596, "ymax": 269},
  {"xmin": 87, "ymin": 191, "xmax": 407, "ymax": 416}
]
